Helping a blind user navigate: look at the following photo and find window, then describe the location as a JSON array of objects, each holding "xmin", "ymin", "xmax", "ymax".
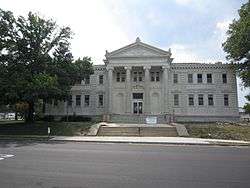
[
  {"xmin": 84, "ymin": 95, "xmax": 90, "ymax": 107},
  {"xmin": 155, "ymin": 72, "xmax": 160, "ymax": 82},
  {"xmin": 197, "ymin": 74, "xmax": 202, "ymax": 83},
  {"xmin": 188, "ymin": 94, "xmax": 194, "ymax": 106},
  {"xmin": 138, "ymin": 72, "xmax": 143, "ymax": 82},
  {"xmin": 67, "ymin": 95, "xmax": 72, "ymax": 106},
  {"xmin": 173, "ymin": 74, "xmax": 178, "ymax": 83},
  {"xmin": 150, "ymin": 72, "xmax": 155, "ymax": 81},
  {"xmin": 174, "ymin": 94, "xmax": 179, "ymax": 106},
  {"xmin": 85, "ymin": 76, "xmax": 90, "ymax": 84},
  {"xmin": 208, "ymin": 94, "xmax": 214, "ymax": 106},
  {"xmin": 98, "ymin": 95, "xmax": 104, "ymax": 107},
  {"xmin": 132, "ymin": 93, "xmax": 143, "ymax": 99},
  {"xmin": 99, "ymin": 75, "xmax": 104, "ymax": 84},
  {"xmin": 76, "ymin": 95, "xmax": 81, "ymax": 106},
  {"xmin": 188, "ymin": 74, "xmax": 193, "ymax": 83},
  {"xmin": 116, "ymin": 72, "xmax": 120, "ymax": 82},
  {"xmin": 198, "ymin": 94, "xmax": 204, "ymax": 106},
  {"xmin": 207, "ymin": 74, "xmax": 212, "ymax": 83},
  {"xmin": 222, "ymin": 74, "xmax": 227, "ymax": 83},
  {"xmin": 224, "ymin": 94, "xmax": 229, "ymax": 106},
  {"xmin": 133, "ymin": 72, "xmax": 137, "ymax": 82},
  {"xmin": 133, "ymin": 71, "xmax": 143, "ymax": 82},
  {"xmin": 121, "ymin": 72, "xmax": 126, "ymax": 82}
]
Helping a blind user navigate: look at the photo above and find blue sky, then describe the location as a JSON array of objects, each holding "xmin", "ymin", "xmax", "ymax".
[{"xmin": 1, "ymin": 0, "xmax": 249, "ymax": 106}]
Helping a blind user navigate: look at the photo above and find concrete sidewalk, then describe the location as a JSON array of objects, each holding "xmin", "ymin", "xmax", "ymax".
[{"xmin": 51, "ymin": 136, "xmax": 250, "ymax": 146}]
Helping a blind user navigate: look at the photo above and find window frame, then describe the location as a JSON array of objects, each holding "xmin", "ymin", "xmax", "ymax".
[
  {"xmin": 173, "ymin": 74, "xmax": 178, "ymax": 84},
  {"xmin": 208, "ymin": 94, "xmax": 214, "ymax": 106},
  {"xmin": 84, "ymin": 95, "xmax": 90, "ymax": 107},
  {"xmin": 197, "ymin": 74, "xmax": 203, "ymax": 83},
  {"xmin": 188, "ymin": 74, "xmax": 193, "ymax": 83},
  {"xmin": 207, "ymin": 73, "xmax": 212, "ymax": 84},
  {"xmin": 222, "ymin": 73, "xmax": 227, "ymax": 84},
  {"xmin": 76, "ymin": 95, "xmax": 81, "ymax": 106},
  {"xmin": 188, "ymin": 94, "xmax": 194, "ymax": 106},
  {"xmin": 224, "ymin": 94, "xmax": 229, "ymax": 106},
  {"xmin": 198, "ymin": 94, "xmax": 204, "ymax": 106},
  {"xmin": 174, "ymin": 94, "xmax": 179, "ymax": 106},
  {"xmin": 99, "ymin": 75, "xmax": 104, "ymax": 85},
  {"xmin": 98, "ymin": 94, "xmax": 104, "ymax": 107}
]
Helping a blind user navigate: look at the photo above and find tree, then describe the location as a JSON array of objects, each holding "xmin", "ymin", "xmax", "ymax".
[
  {"xmin": 222, "ymin": 1, "xmax": 250, "ymax": 110},
  {"xmin": 0, "ymin": 9, "xmax": 93, "ymax": 122},
  {"xmin": 223, "ymin": 1, "xmax": 250, "ymax": 88}
]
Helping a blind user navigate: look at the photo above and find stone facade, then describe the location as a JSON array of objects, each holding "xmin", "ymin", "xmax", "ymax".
[{"xmin": 45, "ymin": 38, "xmax": 239, "ymax": 123}]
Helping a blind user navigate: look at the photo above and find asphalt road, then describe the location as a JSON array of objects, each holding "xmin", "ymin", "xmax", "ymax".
[{"xmin": 0, "ymin": 141, "xmax": 250, "ymax": 188}]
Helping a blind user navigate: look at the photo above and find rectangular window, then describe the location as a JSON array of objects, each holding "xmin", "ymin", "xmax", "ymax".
[
  {"xmin": 67, "ymin": 95, "xmax": 72, "ymax": 106},
  {"xmin": 197, "ymin": 74, "xmax": 203, "ymax": 83},
  {"xmin": 133, "ymin": 72, "xmax": 137, "ymax": 82},
  {"xmin": 98, "ymin": 95, "xmax": 104, "ymax": 107},
  {"xmin": 99, "ymin": 75, "xmax": 104, "ymax": 84},
  {"xmin": 85, "ymin": 76, "xmax": 90, "ymax": 84},
  {"xmin": 188, "ymin": 94, "xmax": 194, "ymax": 106},
  {"xmin": 208, "ymin": 94, "xmax": 214, "ymax": 106},
  {"xmin": 188, "ymin": 74, "xmax": 193, "ymax": 83},
  {"xmin": 121, "ymin": 72, "xmax": 126, "ymax": 82},
  {"xmin": 76, "ymin": 95, "xmax": 81, "ymax": 106},
  {"xmin": 207, "ymin": 74, "xmax": 212, "ymax": 83},
  {"xmin": 155, "ymin": 72, "xmax": 160, "ymax": 82},
  {"xmin": 84, "ymin": 95, "xmax": 90, "ymax": 107},
  {"xmin": 222, "ymin": 74, "xmax": 227, "ymax": 83},
  {"xmin": 150, "ymin": 72, "xmax": 155, "ymax": 81},
  {"xmin": 138, "ymin": 71, "xmax": 143, "ymax": 82},
  {"xmin": 198, "ymin": 94, "xmax": 204, "ymax": 106},
  {"xmin": 224, "ymin": 94, "xmax": 229, "ymax": 106},
  {"xmin": 132, "ymin": 93, "xmax": 143, "ymax": 99},
  {"xmin": 173, "ymin": 74, "xmax": 178, "ymax": 83},
  {"xmin": 174, "ymin": 94, "xmax": 179, "ymax": 106},
  {"xmin": 116, "ymin": 72, "xmax": 120, "ymax": 82}
]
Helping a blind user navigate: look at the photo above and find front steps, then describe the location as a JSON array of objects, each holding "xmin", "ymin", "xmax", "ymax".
[{"xmin": 97, "ymin": 126, "xmax": 178, "ymax": 137}]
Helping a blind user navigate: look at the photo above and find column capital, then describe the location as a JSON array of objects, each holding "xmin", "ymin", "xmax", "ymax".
[
  {"xmin": 143, "ymin": 65, "xmax": 151, "ymax": 70},
  {"xmin": 162, "ymin": 64, "xmax": 170, "ymax": 69},
  {"xmin": 124, "ymin": 66, "xmax": 132, "ymax": 70},
  {"xmin": 106, "ymin": 66, "xmax": 114, "ymax": 71}
]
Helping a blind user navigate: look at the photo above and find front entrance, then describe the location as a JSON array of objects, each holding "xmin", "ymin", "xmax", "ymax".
[
  {"xmin": 132, "ymin": 93, "xmax": 143, "ymax": 114},
  {"xmin": 133, "ymin": 101, "xmax": 143, "ymax": 114}
]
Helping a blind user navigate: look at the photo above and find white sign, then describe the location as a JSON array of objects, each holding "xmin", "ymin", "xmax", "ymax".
[
  {"xmin": 48, "ymin": 127, "xmax": 51, "ymax": 134},
  {"xmin": 146, "ymin": 116, "xmax": 157, "ymax": 124}
]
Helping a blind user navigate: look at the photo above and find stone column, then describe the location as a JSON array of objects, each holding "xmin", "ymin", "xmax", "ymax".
[
  {"xmin": 125, "ymin": 66, "xmax": 132, "ymax": 114},
  {"xmin": 107, "ymin": 66, "xmax": 114, "ymax": 114},
  {"xmin": 143, "ymin": 66, "xmax": 151, "ymax": 114},
  {"xmin": 162, "ymin": 65, "xmax": 170, "ymax": 114}
]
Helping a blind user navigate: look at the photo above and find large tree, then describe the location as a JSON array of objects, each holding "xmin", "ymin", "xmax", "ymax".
[
  {"xmin": 222, "ymin": 1, "xmax": 250, "ymax": 112},
  {"xmin": 0, "ymin": 9, "xmax": 93, "ymax": 122}
]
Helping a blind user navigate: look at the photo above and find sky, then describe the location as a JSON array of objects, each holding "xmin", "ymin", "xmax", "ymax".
[{"xmin": 1, "ymin": 0, "xmax": 249, "ymax": 107}]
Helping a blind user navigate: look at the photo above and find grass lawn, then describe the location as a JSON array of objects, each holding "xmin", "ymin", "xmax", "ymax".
[
  {"xmin": 0, "ymin": 120, "xmax": 95, "ymax": 136},
  {"xmin": 186, "ymin": 122, "xmax": 250, "ymax": 141}
]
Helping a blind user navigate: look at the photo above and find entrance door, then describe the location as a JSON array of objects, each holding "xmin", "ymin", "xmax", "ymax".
[{"xmin": 133, "ymin": 101, "xmax": 143, "ymax": 114}]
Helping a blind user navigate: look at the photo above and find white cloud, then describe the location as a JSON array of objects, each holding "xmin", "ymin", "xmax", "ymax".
[
  {"xmin": 167, "ymin": 43, "xmax": 203, "ymax": 63},
  {"xmin": 0, "ymin": 0, "xmax": 131, "ymax": 64}
]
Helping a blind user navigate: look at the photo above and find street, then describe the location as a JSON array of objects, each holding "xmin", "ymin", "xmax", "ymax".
[{"xmin": 0, "ymin": 141, "xmax": 250, "ymax": 188}]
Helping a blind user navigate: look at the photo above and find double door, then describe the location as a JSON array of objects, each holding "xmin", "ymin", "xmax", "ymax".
[{"xmin": 133, "ymin": 101, "xmax": 143, "ymax": 114}]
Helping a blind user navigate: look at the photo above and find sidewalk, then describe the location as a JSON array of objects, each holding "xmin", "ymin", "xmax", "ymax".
[{"xmin": 51, "ymin": 136, "xmax": 250, "ymax": 146}]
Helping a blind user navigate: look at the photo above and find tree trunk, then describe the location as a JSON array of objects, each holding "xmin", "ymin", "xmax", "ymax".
[{"xmin": 25, "ymin": 101, "xmax": 35, "ymax": 123}]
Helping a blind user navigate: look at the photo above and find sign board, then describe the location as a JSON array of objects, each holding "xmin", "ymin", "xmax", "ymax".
[
  {"xmin": 48, "ymin": 127, "xmax": 51, "ymax": 134},
  {"xmin": 146, "ymin": 116, "xmax": 157, "ymax": 124}
]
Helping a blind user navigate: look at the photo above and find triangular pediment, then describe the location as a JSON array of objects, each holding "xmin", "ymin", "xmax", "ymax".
[{"xmin": 106, "ymin": 39, "xmax": 171, "ymax": 58}]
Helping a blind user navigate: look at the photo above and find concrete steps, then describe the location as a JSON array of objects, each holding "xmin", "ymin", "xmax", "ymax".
[{"xmin": 97, "ymin": 126, "xmax": 178, "ymax": 137}]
